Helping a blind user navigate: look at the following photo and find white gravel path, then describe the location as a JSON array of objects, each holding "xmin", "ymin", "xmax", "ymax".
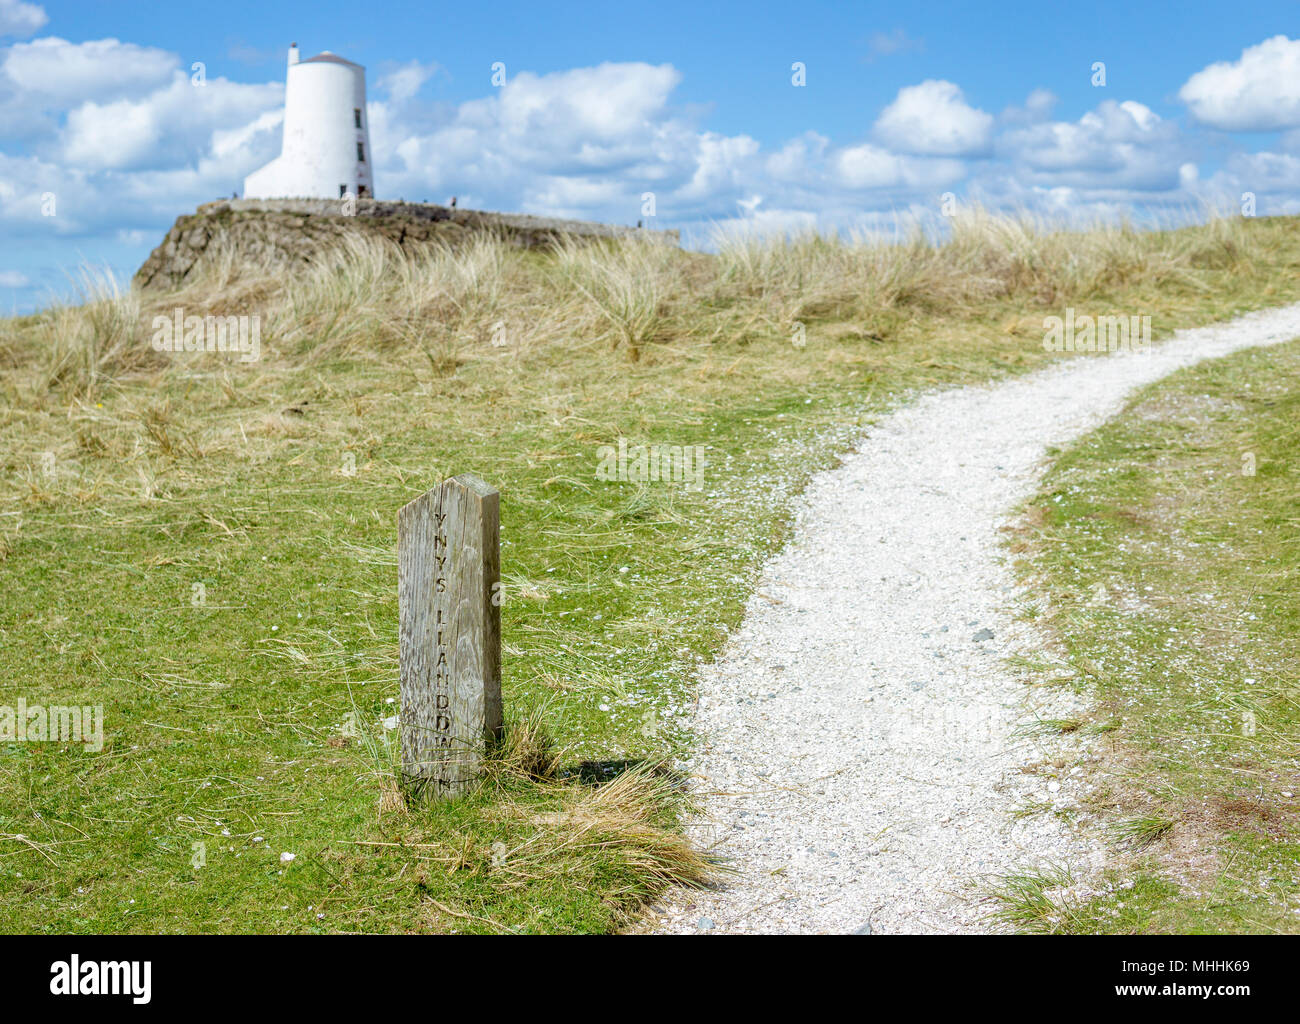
[{"xmin": 650, "ymin": 303, "xmax": 1300, "ymax": 935}]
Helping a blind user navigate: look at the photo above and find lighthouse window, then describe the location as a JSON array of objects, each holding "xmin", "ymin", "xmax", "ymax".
[
  {"xmin": 357, "ymin": 142, "xmax": 365, "ymax": 162},
  {"xmin": 354, "ymin": 108, "xmax": 362, "ymax": 128}
]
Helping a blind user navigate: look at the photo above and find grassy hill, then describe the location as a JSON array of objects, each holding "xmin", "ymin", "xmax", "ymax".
[{"xmin": 2, "ymin": 211, "xmax": 1299, "ymax": 932}]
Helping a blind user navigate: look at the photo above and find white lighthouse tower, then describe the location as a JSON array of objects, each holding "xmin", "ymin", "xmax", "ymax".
[{"xmin": 244, "ymin": 43, "xmax": 374, "ymax": 200}]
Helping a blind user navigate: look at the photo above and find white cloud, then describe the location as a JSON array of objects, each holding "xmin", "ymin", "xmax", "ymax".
[
  {"xmin": 519, "ymin": 176, "xmax": 628, "ymax": 212},
  {"xmin": 58, "ymin": 74, "xmax": 283, "ymax": 171},
  {"xmin": 1117, "ymin": 99, "xmax": 1158, "ymax": 131},
  {"xmin": 63, "ymin": 99, "xmax": 159, "ymax": 169},
  {"xmin": 765, "ymin": 132, "xmax": 829, "ymax": 181},
  {"xmin": 0, "ymin": 268, "xmax": 30, "ymax": 286},
  {"xmin": 3, "ymin": 37, "xmax": 176, "ymax": 105},
  {"xmin": 373, "ymin": 62, "xmax": 712, "ymax": 218},
  {"xmin": 1227, "ymin": 150, "xmax": 1300, "ymax": 190},
  {"xmin": 1180, "ymin": 35, "xmax": 1300, "ymax": 131},
  {"xmin": 0, "ymin": 0, "xmax": 45, "ymax": 38},
  {"xmin": 1025, "ymin": 89, "xmax": 1056, "ymax": 119},
  {"xmin": 500, "ymin": 62, "xmax": 679, "ymax": 140},
  {"xmin": 998, "ymin": 89, "xmax": 1059, "ymax": 130},
  {"xmin": 998, "ymin": 100, "xmax": 1184, "ymax": 190},
  {"xmin": 834, "ymin": 144, "xmax": 903, "ymax": 188},
  {"xmin": 834, "ymin": 142, "xmax": 964, "ymax": 189},
  {"xmin": 874, "ymin": 80, "xmax": 993, "ymax": 156},
  {"xmin": 0, "ymin": 150, "xmax": 90, "ymax": 232},
  {"xmin": 678, "ymin": 132, "xmax": 760, "ymax": 199},
  {"xmin": 376, "ymin": 60, "xmax": 436, "ymax": 104},
  {"xmin": 212, "ymin": 109, "xmax": 282, "ymax": 161}
]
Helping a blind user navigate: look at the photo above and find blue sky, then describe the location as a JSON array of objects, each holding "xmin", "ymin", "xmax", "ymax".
[{"xmin": 3, "ymin": 0, "xmax": 1300, "ymax": 313}]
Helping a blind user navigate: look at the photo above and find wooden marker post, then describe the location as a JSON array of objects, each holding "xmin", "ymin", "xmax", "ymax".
[{"xmin": 398, "ymin": 473, "xmax": 502, "ymax": 799}]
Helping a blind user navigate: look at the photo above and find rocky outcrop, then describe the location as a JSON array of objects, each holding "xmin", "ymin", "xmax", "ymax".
[{"xmin": 134, "ymin": 198, "xmax": 677, "ymax": 291}]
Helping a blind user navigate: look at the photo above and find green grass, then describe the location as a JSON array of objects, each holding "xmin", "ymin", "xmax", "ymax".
[
  {"xmin": 4, "ymin": 213, "xmax": 1300, "ymax": 932},
  {"xmin": 982, "ymin": 866, "xmax": 1084, "ymax": 934},
  {"xmin": 1011, "ymin": 338, "xmax": 1300, "ymax": 934}
]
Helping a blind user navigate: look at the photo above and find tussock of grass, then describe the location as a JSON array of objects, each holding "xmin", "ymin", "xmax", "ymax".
[
  {"xmin": 1108, "ymin": 815, "xmax": 1177, "ymax": 851},
  {"xmin": 1016, "ymin": 717, "xmax": 1085, "ymax": 737},
  {"xmin": 552, "ymin": 763, "xmax": 711, "ymax": 890},
  {"xmin": 489, "ymin": 706, "xmax": 564, "ymax": 783},
  {"xmin": 35, "ymin": 266, "xmax": 156, "ymax": 398},
  {"xmin": 980, "ymin": 866, "xmax": 1083, "ymax": 934},
  {"xmin": 362, "ymin": 713, "xmax": 710, "ymax": 931},
  {"xmin": 554, "ymin": 234, "xmax": 682, "ymax": 358}
]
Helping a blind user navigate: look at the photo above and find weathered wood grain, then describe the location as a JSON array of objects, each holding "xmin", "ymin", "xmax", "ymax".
[{"xmin": 398, "ymin": 473, "xmax": 501, "ymax": 799}]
